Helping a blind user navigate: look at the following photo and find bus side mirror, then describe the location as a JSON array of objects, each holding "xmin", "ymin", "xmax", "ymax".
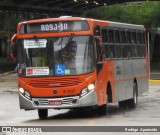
[{"xmin": 10, "ymin": 34, "xmax": 17, "ymax": 63}]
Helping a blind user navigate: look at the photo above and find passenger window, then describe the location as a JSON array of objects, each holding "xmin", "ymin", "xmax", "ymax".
[
  {"xmin": 95, "ymin": 38, "xmax": 102, "ymax": 61},
  {"xmin": 116, "ymin": 45, "xmax": 122, "ymax": 58},
  {"xmin": 108, "ymin": 29, "xmax": 114, "ymax": 43},
  {"xmin": 127, "ymin": 45, "xmax": 132, "ymax": 58},
  {"xmin": 104, "ymin": 44, "xmax": 110, "ymax": 58},
  {"xmin": 137, "ymin": 32, "xmax": 142, "ymax": 44},
  {"xmin": 135, "ymin": 45, "xmax": 139, "ymax": 57},
  {"xmin": 141, "ymin": 45, "xmax": 146, "ymax": 57},
  {"xmin": 110, "ymin": 45, "xmax": 116, "ymax": 58},
  {"xmin": 132, "ymin": 31, "xmax": 137, "ymax": 44},
  {"xmin": 137, "ymin": 45, "xmax": 142, "ymax": 57},
  {"xmin": 115, "ymin": 29, "xmax": 120, "ymax": 43},
  {"xmin": 120, "ymin": 30, "xmax": 126, "ymax": 43},
  {"xmin": 131, "ymin": 45, "xmax": 137, "ymax": 58},
  {"xmin": 122, "ymin": 45, "xmax": 131, "ymax": 58},
  {"xmin": 122, "ymin": 45, "xmax": 128, "ymax": 58},
  {"xmin": 126, "ymin": 30, "xmax": 132, "ymax": 44},
  {"xmin": 102, "ymin": 29, "xmax": 108, "ymax": 43},
  {"xmin": 142, "ymin": 32, "xmax": 145, "ymax": 44}
]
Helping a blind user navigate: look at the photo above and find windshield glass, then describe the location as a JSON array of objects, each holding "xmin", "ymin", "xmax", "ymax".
[{"xmin": 17, "ymin": 35, "xmax": 95, "ymax": 77}]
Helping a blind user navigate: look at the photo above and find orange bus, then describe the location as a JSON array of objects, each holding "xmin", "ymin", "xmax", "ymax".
[{"xmin": 11, "ymin": 17, "xmax": 148, "ymax": 119}]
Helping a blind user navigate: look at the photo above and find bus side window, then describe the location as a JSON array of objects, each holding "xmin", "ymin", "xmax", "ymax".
[
  {"xmin": 126, "ymin": 29, "xmax": 132, "ymax": 44},
  {"xmin": 125, "ymin": 29, "xmax": 132, "ymax": 58},
  {"xmin": 95, "ymin": 38, "xmax": 102, "ymax": 61},
  {"xmin": 137, "ymin": 45, "xmax": 142, "ymax": 57},
  {"xmin": 102, "ymin": 28, "xmax": 110, "ymax": 59},
  {"xmin": 104, "ymin": 44, "xmax": 110, "ymax": 58},
  {"xmin": 114, "ymin": 28, "xmax": 122, "ymax": 59},
  {"xmin": 142, "ymin": 32, "xmax": 145, "ymax": 44},
  {"xmin": 131, "ymin": 45, "xmax": 136, "ymax": 58},
  {"xmin": 95, "ymin": 37, "xmax": 103, "ymax": 74},
  {"xmin": 102, "ymin": 29, "xmax": 108, "ymax": 43},
  {"xmin": 120, "ymin": 29, "xmax": 126, "ymax": 44},
  {"xmin": 137, "ymin": 31, "xmax": 142, "ymax": 44},
  {"xmin": 110, "ymin": 45, "xmax": 116, "ymax": 58},
  {"xmin": 108, "ymin": 29, "xmax": 114, "ymax": 43},
  {"xmin": 115, "ymin": 29, "xmax": 120, "ymax": 43},
  {"xmin": 116, "ymin": 45, "xmax": 122, "ymax": 58},
  {"xmin": 122, "ymin": 45, "xmax": 128, "ymax": 58},
  {"xmin": 108, "ymin": 28, "xmax": 116, "ymax": 59},
  {"xmin": 132, "ymin": 31, "xmax": 137, "ymax": 44}
]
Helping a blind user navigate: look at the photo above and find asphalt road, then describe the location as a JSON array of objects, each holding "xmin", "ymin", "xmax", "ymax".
[{"xmin": 0, "ymin": 73, "xmax": 160, "ymax": 135}]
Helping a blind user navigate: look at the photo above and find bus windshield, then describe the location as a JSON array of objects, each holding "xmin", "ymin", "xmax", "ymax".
[{"xmin": 17, "ymin": 35, "xmax": 95, "ymax": 77}]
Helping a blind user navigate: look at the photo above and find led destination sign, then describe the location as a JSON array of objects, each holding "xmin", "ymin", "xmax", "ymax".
[{"xmin": 20, "ymin": 20, "xmax": 89, "ymax": 34}]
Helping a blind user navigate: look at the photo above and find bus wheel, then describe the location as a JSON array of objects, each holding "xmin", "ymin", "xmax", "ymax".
[
  {"xmin": 119, "ymin": 100, "xmax": 127, "ymax": 108},
  {"xmin": 128, "ymin": 82, "xmax": 138, "ymax": 109},
  {"xmin": 38, "ymin": 109, "xmax": 48, "ymax": 119},
  {"xmin": 98, "ymin": 104, "xmax": 107, "ymax": 115}
]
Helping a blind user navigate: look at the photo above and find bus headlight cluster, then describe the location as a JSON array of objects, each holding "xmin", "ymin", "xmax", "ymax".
[
  {"xmin": 80, "ymin": 83, "xmax": 95, "ymax": 97},
  {"xmin": 88, "ymin": 84, "xmax": 95, "ymax": 91},
  {"xmin": 19, "ymin": 87, "xmax": 31, "ymax": 100},
  {"xmin": 24, "ymin": 91, "xmax": 31, "ymax": 99},
  {"xmin": 19, "ymin": 87, "xmax": 24, "ymax": 94}
]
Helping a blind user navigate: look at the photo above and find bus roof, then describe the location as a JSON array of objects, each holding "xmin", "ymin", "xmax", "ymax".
[
  {"xmin": 20, "ymin": 17, "xmax": 144, "ymax": 30},
  {"xmin": 91, "ymin": 19, "xmax": 144, "ymax": 30}
]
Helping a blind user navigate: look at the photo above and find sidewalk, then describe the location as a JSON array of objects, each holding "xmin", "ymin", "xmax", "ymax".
[{"xmin": 149, "ymin": 71, "xmax": 160, "ymax": 83}]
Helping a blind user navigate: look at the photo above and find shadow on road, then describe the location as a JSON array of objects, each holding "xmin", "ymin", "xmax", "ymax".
[{"xmin": 22, "ymin": 104, "xmax": 134, "ymax": 124}]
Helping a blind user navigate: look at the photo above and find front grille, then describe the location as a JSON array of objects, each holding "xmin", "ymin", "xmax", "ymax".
[
  {"xmin": 62, "ymin": 98, "xmax": 74, "ymax": 104},
  {"xmin": 38, "ymin": 99, "xmax": 49, "ymax": 105},
  {"xmin": 29, "ymin": 78, "xmax": 82, "ymax": 88},
  {"xmin": 33, "ymin": 97, "xmax": 78, "ymax": 106}
]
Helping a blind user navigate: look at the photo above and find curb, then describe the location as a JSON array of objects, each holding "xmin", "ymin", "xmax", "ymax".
[{"xmin": 149, "ymin": 80, "xmax": 160, "ymax": 83}]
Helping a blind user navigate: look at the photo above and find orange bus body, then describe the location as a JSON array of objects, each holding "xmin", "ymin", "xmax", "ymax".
[{"xmin": 13, "ymin": 17, "xmax": 148, "ymax": 118}]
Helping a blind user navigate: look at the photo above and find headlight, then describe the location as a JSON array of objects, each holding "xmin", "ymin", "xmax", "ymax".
[
  {"xmin": 24, "ymin": 91, "xmax": 31, "ymax": 99},
  {"xmin": 81, "ymin": 88, "xmax": 88, "ymax": 97},
  {"xmin": 19, "ymin": 87, "xmax": 31, "ymax": 100},
  {"xmin": 88, "ymin": 84, "xmax": 95, "ymax": 91},
  {"xmin": 19, "ymin": 87, "xmax": 24, "ymax": 94},
  {"xmin": 80, "ymin": 83, "xmax": 95, "ymax": 97}
]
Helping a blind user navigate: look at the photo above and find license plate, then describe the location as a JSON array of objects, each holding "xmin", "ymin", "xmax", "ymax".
[{"xmin": 48, "ymin": 100, "xmax": 62, "ymax": 105}]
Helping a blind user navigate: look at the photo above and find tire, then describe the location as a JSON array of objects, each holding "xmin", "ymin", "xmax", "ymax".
[
  {"xmin": 119, "ymin": 100, "xmax": 127, "ymax": 109},
  {"xmin": 38, "ymin": 109, "xmax": 48, "ymax": 119},
  {"xmin": 127, "ymin": 82, "xmax": 138, "ymax": 109},
  {"xmin": 98, "ymin": 104, "xmax": 107, "ymax": 115}
]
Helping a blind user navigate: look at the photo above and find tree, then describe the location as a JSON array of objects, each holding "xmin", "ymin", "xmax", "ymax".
[{"xmin": 84, "ymin": 1, "xmax": 160, "ymax": 29}]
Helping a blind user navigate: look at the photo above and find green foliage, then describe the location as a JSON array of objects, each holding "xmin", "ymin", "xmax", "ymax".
[
  {"xmin": 84, "ymin": 4, "xmax": 125, "ymax": 22},
  {"xmin": 151, "ymin": 2, "xmax": 160, "ymax": 28},
  {"xmin": 84, "ymin": 2, "xmax": 160, "ymax": 29}
]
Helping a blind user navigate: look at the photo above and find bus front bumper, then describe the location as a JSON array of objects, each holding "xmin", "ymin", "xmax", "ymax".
[{"xmin": 19, "ymin": 90, "xmax": 98, "ymax": 110}]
